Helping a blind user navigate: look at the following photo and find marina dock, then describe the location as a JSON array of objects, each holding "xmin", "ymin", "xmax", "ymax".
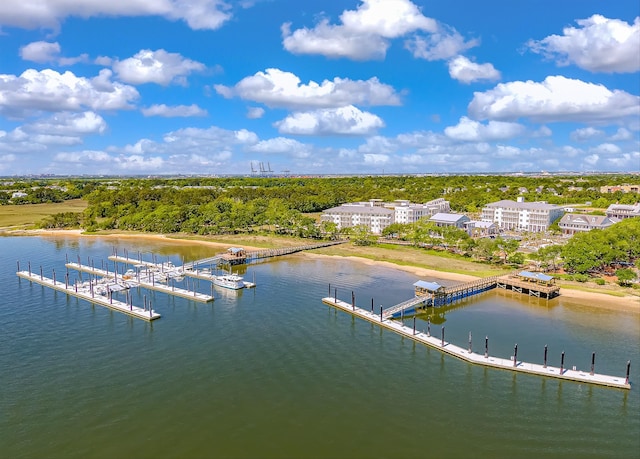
[
  {"xmin": 17, "ymin": 271, "xmax": 160, "ymax": 321},
  {"xmin": 66, "ymin": 262, "xmax": 214, "ymax": 303},
  {"xmin": 107, "ymin": 255, "xmax": 256, "ymax": 289},
  {"xmin": 322, "ymin": 296, "xmax": 631, "ymax": 390}
]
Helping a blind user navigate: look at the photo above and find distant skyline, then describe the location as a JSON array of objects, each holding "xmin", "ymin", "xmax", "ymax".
[{"xmin": 0, "ymin": 0, "xmax": 638, "ymax": 176}]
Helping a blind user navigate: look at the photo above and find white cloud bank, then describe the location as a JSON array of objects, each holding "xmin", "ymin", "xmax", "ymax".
[
  {"xmin": 468, "ymin": 75, "xmax": 640, "ymax": 123},
  {"xmin": 275, "ymin": 105, "xmax": 384, "ymax": 135},
  {"xmin": 282, "ymin": 0, "xmax": 438, "ymax": 60},
  {"xmin": 527, "ymin": 15, "xmax": 640, "ymax": 73},
  {"xmin": 20, "ymin": 41, "xmax": 88, "ymax": 65},
  {"xmin": 141, "ymin": 104, "xmax": 207, "ymax": 117},
  {"xmin": 0, "ymin": 69, "xmax": 139, "ymax": 118},
  {"xmin": 444, "ymin": 117, "xmax": 525, "ymax": 141},
  {"xmin": 215, "ymin": 68, "xmax": 401, "ymax": 110},
  {"xmin": 0, "ymin": 0, "xmax": 233, "ymax": 32},
  {"xmin": 112, "ymin": 49, "xmax": 205, "ymax": 86}
]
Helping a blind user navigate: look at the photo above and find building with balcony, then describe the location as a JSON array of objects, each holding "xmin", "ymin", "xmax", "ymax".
[
  {"xmin": 606, "ymin": 203, "xmax": 640, "ymax": 220},
  {"xmin": 481, "ymin": 198, "xmax": 563, "ymax": 232},
  {"xmin": 558, "ymin": 214, "xmax": 618, "ymax": 235}
]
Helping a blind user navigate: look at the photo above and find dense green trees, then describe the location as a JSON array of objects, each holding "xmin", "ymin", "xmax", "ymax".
[{"xmin": 561, "ymin": 218, "xmax": 640, "ymax": 274}]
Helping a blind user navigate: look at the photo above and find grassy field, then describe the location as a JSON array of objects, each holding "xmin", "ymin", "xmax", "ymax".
[{"xmin": 0, "ymin": 200, "xmax": 87, "ymax": 229}]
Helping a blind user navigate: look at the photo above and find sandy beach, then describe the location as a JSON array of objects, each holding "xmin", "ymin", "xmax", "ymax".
[{"xmin": 9, "ymin": 228, "xmax": 640, "ymax": 312}]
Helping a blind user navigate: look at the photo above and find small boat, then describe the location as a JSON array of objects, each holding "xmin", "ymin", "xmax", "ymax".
[{"xmin": 213, "ymin": 273, "xmax": 246, "ymax": 290}]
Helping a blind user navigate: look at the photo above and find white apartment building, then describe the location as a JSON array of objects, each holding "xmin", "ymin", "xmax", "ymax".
[
  {"xmin": 388, "ymin": 198, "xmax": 451, "ymax": 224},
  {"xmin": 606, "ymin": 203, "xmax": 640, "ymax": 220},
  {"xmin": 320, "ymin": 203, "xmax": 394, "ymax": 235},
  {"xmin": 321, "ymin": 198, "xmax": 451, "ymax": 234},
  {"xmin": 481, "ymin": 198, "xmax": 564, "ymax": 232}
]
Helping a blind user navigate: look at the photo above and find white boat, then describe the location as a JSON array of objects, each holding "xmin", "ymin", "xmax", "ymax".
[{"xmin": 213, "ymin": 273, "xmax": 246, "ymax": 290}]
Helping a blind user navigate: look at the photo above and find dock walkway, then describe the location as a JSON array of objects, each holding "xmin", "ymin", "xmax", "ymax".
[
  {"xmin": 186, "ymin": 240, "xmax": 347, "ymax": 268},
  {"xmin": 385, "ymin": 272, "xmax": 559, "ymax": 319},
  {"xmin": 66, "ymin": 262, "xmax": 214, "ymax": 303},
  {"xmin": 322, "ymin": 297, "xmax": 630, "ymax": 390},
  {"xmin": 17, "ymin": 271, "xmax": 160, "ymax": 321}
]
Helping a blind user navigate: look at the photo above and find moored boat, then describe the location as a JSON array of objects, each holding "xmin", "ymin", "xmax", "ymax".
[{"xmin": 213, "ymin": 273, "xmax": 246, "ymax": 290}]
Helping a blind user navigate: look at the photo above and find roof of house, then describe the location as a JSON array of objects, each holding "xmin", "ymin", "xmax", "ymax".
[
  {"xmin": 559, "ymin": 214, "xmax": 614, "ymax": 226},
  {"xmin": 606, "ymin": 203, "xmax": 640, "ymax": 212},
  {"xmin": 429, "ymin": 212, "xmax": 469, "ymax": 223},
  {"xmin": 323, "ymin": 205, "xmax": 394, "ymax": 215},
  {"xmin": 483, "ymin": 200, "xmax": 561, "ymax": 211},
  {"xmin": 465, "ymin": 220, "xmax": 496, "ymax": 228}
]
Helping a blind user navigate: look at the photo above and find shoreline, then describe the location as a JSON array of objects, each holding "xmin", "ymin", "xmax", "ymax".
[{"xmin": 7, "ymin": 228, "xmax": 639, "ymax": 313}]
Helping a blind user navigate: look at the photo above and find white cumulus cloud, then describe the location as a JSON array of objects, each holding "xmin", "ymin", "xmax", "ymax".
[
  {"xmin": 112, "ymin": 49, "xmax": 205, "ymax": 86},
  {"xmin": 247, "ymin": 107, "xmax": 265, "ymax": 119},
  {"xmin": 527, "ymin": 15, "xmax": 640, "ymax": 73},
  {"xmin": 275, "ymin": 105, "xmax": 384, "ymax": 135},
  {"xmin": 468, "ymin": 75, "xmax": 640, "ymax": 123},
  {"xmin": 215, "ymin": 68, "xmax": 401, "ymax": 110},
  {"xmin": 20, "ymin": 41, "xmax": 88, "ymax": 65},
  {"xmin": 405, "ymin": 27, "xmax": 478, "ymax": 61},
  {"xmin": 444, "ymin": 117, "xmax": 525, "ymax": 141},
  {"xmin": 0, "ymin": 0, "xmax": 233, "ymax": 32},
  {"xmin": 448, "ymin": 55, "xmax": 500, "ymax": 84},
  {"xmin": 570, "ymin": 127, "xmax": 604, "ymax": 142},
  {"xmin": 141, "ymin": 104, "xmax": 207, "ymax": 117},
  {"xmin": 24, "ymin": 111, "xmax": 107, "ymax": 136},
  {"xmin": 248, "ymin": 137, "xmax": 311, "ymax": 158},
  {"xmin": 282, "ymin": 0, "xmax": 437, "ymax": 60},
  {"xmin": 0, "ymin": 69, "xmax": 139, "ymax": 118}
]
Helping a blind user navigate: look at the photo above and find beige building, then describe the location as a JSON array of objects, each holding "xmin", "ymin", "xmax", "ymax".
[{"xmin": 600, "ymin": 185, "xmax": 640, "ymax": 194}]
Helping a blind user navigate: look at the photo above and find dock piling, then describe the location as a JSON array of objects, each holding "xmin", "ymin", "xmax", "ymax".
[
  {"xmin": 427, "ymin": 319, "xmax": 431, "ymax": 337},
  {"xmin": 591, "ymin": 352, "xmax": 596, "ymax": 376},
  {"xmin": 351, "ymin": 291, "xmax": 355, "ymax": 311},
  {"xmin": 441, "ymin": 327, "xmax": 445, "ymax": 347},
  {"xmin": 52, "ymin": 269, "xmax": 56, "ymax": 285},
  {"xmin": 468, "ymin": 332, "xmax": 472, "ymax": 353},
  {"xmin": 413, "ymin": 317, "xmax": 416, "ymax": 335},
  {"xmin": 380, "ymin": 305, "xmax": 383, "ymax": 322},
  {"xmin": 334, "ymin": 288, "xmax": 337, "ymax": 304},
  {"xmin": 485, "ymin": 336, "xmax": 488, "ymax": 358},
  {"xmin": 625, "ymin": 361, "xmax": 631, "ymax": 385},
  {"xmin": 16, "ymin": 260, "xmax": 20, "ymax": 272},
  {"xmin": 544, "ymin": 345, "xmax": 548, "ymax": 368},
  {"xmin": 513, "ymin": 344, "xmax": 518, "ymax": 367},
  {"xmin": 28, "ymin": 261, "xmax": 31, "ymax": 276},
  {"xmin": 561, "ymin": 351, "xmax": 565, "ymax": 374},
  {"xmin": 40, "ymin": 266, "xmax": 43, "ymax": 281}
]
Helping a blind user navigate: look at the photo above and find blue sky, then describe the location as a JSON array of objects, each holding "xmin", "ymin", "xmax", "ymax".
[{"xmin": 0, "ymin": 0, "xmax": 638, "ymax": 176}]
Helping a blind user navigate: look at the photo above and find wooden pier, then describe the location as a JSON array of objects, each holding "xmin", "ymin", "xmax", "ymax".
[
  {"xmin": 385, "ymin": 271, "xmax": 559, "ymax": 318},
  {"xmin": 185, "ymin": 240, "xmax": 347, "ymax": 268},
  {"xmin": 17, "ymin": 271, "xmax": 160, "ymax": 321},
  {"xmin": 66, "ymin": 262, "xmax": 214, "ymax": 303},
  {"xmin": 322, "ymin": 296, "xmax": 631, "ymax": 390}
]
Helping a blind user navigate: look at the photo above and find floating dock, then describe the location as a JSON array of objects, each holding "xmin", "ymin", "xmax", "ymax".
[
  {"xmin": 322, "ymin": 296, "xmax": 631, "ymax": 390},
  {"xmin": 107, "ymin": 256, "xmax": 256, "ymax": 289},
  {"xmin": 66, "ymin": 262, "xmax": 214, "ymax": 303},
  {"xmin": 17, "ymin": 271, "xmax": 160, "ymax": 321}
]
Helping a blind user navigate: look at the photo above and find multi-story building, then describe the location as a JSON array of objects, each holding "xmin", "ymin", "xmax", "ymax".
[
  {"xmin": 321, "ymin": 198, "xmax": 451, "ymax": 234},
  {"xmin": 606, "ymin": 203, "xmax": 640, "ymax": 220},
  {"xmin": 481, "ymin": 198, "xmax": 564, "ymax": 232},
  {"xmin": 600, "ymin": 185, "xmax": 640, "ymax": 194},
  {"xmin": 320, "ymin": 202, "xmax": 394, "ymax": 235},
  {"xmin": 558, "ymin": 214, "xmax": 618, "ymax": 235},
  {"xmin": 390, "ymin": 198, "xmax": 450, "ymax": 224}
]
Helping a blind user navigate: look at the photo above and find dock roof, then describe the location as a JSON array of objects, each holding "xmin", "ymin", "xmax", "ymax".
[
  {"xmin": 518, "ymin": 271, "xmax": 553, "ymax": 282},
  {"xmin": 414, "ymin": 280, "xmax": 444, "ymax": 291}
]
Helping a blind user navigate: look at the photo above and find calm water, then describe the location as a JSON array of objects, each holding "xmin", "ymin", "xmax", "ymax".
[{"xmin": 1, "ymin": 236, "xmax": 638, "ymax": 459}]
